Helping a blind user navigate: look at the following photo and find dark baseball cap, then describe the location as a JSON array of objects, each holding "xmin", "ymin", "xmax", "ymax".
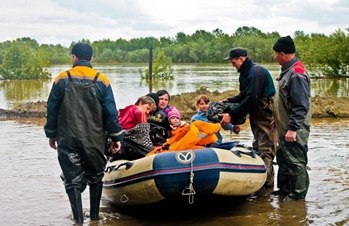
[
  {"xmin": 224, "ymin": 47, "xmax": 248, "ymax": 60},
  {"xmin": 69, "ymin": 43, "xmax": 93, "ymax": 59}
]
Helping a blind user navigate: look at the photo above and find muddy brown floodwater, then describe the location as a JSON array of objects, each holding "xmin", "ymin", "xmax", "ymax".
[{"xmin": 0, "ymin": 118, "xmax": 348, "ymax": 226}]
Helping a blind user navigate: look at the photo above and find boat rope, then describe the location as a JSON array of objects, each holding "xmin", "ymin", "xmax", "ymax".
[
  {"xmin": 120, "ymin": 194, "xmax": 129, "ymax": 203},
  {"xmin": 188, "ymin": 156, "xmax": 195, "ymax": 204},
  {"xmin": 181, "ymin": 150, "xmax": 196, "ymax": 204}
]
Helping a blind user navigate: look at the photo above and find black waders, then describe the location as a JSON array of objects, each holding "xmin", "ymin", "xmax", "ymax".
[
  {"xmin": 67, "ymin": 188, "xmax": 84, "ymax": 224},
  {"xmin": 89, "ymin": 184, "xmax": 103, "ymax": 220},
  {"xmin": 57, "ymin": 71, "xmax": 106, "ymax": 223}
]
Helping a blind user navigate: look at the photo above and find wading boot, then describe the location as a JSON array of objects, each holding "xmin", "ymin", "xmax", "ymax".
[
  {"xmin": 90, "ymin": 184, "xmax": 103, "ymax": 220},
  {"xmin": 67, "ymin": 188, "xmax": 84, "ymax": 224}
]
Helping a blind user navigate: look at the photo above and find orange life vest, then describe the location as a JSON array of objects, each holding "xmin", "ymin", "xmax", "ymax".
[{"xmin": 146, "ymin": 121, "xmax": 221, "ymax": 156}]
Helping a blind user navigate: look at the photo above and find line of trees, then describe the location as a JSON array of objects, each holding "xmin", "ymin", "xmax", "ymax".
[{"xmin": 0, "ymin": 26, "xmax": 348, "ymax": 79}]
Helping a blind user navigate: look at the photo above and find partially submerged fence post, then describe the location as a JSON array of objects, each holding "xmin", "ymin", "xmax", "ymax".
[{"xmin": 149, "ymin": 47, "xmax": 153, "ymax": 93}]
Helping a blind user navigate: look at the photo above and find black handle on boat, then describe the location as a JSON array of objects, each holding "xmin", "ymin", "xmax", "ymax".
[
  {"xmin": 233, "ymin": 144, "xmax": 265, "ymax": 159},
  {"xmin": 232, "ymin": 149, "xmax": 257, "ymax": 158},
  {"xmin": 105, "ymin": 162, "xmax": 134, "ymax": 173},
  {"xmin": 234, "ymin": 143, "xmax": 252, "ymax": 150}
]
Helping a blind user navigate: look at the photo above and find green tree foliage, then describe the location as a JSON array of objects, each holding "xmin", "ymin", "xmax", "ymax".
[
  {"xmin": 0, "ymin": 27, "xmax": 348, "ymax": 79},
  {"xmin": 0, "ymin": 40, "xmax": 12, "ymax": 64},
  {"xmin": 234, "ymin": 26, "xmax": 266, "ymax": 38},
  {"xmin": 297, "ymin": 29, "xmax": 349, "ymax": 77},
  {"xmin": 140, "ymin": 51, "xmax": 174, "ymax": 80},
  {"xmin": 39, "ymin": 43, "xmax": 70, "ymax": 64},
  {"xmin": 321, "ymin": 29, "xmax": 349, "ymax": 77},
  {"xmin": 0, "ymin": 39, "xmax": 51, "ymax": 80}
]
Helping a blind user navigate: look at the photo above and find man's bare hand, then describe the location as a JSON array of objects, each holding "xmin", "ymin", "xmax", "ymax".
[
  {"xmin": 110, "ymin": 141, "xmax": 121, "ymax": 153},
  {"xmin": 285, "ymin": 130, "xmax": 297, "ymax": 142},
  {"xmin": 219, "ymin": 113, "xmax": 231, "ymax": 125},
  {"xmin": 49, "ymin": 138, "xmax": 57, "ymax": 150}
]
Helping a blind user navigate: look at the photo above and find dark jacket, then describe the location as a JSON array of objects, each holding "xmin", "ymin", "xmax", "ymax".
[
  {"xmin": 44, "ymin": 60, "xmax": 124, "ymax": 142},
  {"xmin": 274, "ymin": 57, "xmax": 311, "ymax": 132},
  {"xmin": 147, "ymin": 109, "xmax": 171, "ymax": 146},
  {"xmin": 227, "ymin": 57, "xmax": 275, "ymax": 121}
]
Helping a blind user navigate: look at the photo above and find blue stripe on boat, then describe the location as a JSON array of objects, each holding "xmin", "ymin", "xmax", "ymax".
[
  {"xmin": 103, "ymin": 148, "xmax": 266, "ymax": 192},
  {"xmin": 153, "ymin": 148, "xmax": 219, "ymax": 197}
]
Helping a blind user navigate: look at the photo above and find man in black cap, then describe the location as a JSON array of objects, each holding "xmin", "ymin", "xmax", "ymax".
[
  {"xmin": 220, "ymin": 47, "xmax": 278, "ymax": 189},
  {"xmin": 44, "ymin": 42, "xmax": 124, "ymax": 223},
  {"xmin": 271, "ymin": 36, "xmax": 311, "ymax": 201}
]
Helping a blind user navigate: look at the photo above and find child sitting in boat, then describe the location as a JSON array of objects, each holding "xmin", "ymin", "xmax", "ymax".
[
  {"xmin": 146, "ymin": 93, "xmax": 171, "ymax": 147},
  {"xmin": 191, "ymin": 94, "xmax": 240, "ymax": 147},
  {"xmin": 147, "ymin": 105, "xmax": 221, "ymax": 156},
  {"xmin": 119, "ymin": 96, "xmax": 156, "ymax": 130},
  {"xmin": 146, "ymin": 119, "xmax": 221, "ymax": 156},
  {"xmin": 112, "ymin": 96, "xmax": 156, "ymax": 160},
  {"xmin": 166, "ymin": 106, "xmax": 187, "ymax": 137},
  {"xmin": 147, "ymin": 103, "xmax": 221, "ymax": 156}
]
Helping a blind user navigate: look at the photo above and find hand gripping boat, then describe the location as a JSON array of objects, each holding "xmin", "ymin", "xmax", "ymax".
[{"xmin": 103, "ymin": 142, "xmax": 267, "ymax": 206}]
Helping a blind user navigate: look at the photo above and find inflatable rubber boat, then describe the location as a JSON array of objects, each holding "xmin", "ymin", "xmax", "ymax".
[{"xmin": 103, "ymin": 142, "xmax": 267, "ymax": 206}]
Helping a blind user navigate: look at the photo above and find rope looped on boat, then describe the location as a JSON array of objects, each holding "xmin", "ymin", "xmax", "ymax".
[{"xmin": 182, "ymin": 150, "xmax": 196, "ymax": 204}]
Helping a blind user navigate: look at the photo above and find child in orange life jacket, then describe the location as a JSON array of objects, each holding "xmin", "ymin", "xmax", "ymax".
[
  {"xmin": 119, "ymin": 96, "xmax": 156, "ymax": 130},
  {"xmin": 191, "ymin": 94, "xmax": 240, "ymax": 147},
  {"xmin": 166, "ymin": 107, "xmax": 187, "ymax": 136}
]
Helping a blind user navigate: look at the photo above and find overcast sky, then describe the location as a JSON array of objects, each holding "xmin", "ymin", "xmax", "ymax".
[{"xmin": 0, "ymin": 0, "xmax": 348, "ymax": 47}]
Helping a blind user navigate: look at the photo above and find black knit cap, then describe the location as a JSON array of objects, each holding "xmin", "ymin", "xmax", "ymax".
[
  {"xmin": 273, "ymin": 35, "xmax": 296, "ymax": 53},
  {"xmin": 146, "ymin": 93, "xmax": 159, "ymax": 107},
  {"xmin": 69, "ymin": 43, "xmax": 93, "ymax": 59},
  {"xmin": 224, "ymin": 47, "xmax": 248, "ymax": 60}
]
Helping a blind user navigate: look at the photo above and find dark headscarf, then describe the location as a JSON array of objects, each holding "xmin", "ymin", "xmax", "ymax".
[{"xmin": 146, "ymin": 93, "xmax": 160, "ymax": 111}]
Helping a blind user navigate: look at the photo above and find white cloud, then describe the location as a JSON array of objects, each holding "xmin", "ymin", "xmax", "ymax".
[
  {"xmin": 307, "ymin": 0, "xmax": 340, "ymax": 10},
  {"xmin": 0, "ymin": 0, "xmax": 347, "ymax": 47}
]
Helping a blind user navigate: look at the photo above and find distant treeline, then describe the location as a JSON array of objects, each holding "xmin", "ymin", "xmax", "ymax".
[{"xmin": 0, "ymin": 26, "xmax": 348, "ymax": 77}]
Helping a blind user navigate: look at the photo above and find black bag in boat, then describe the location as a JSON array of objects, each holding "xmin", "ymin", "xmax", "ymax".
[
  {"xmin": 106, "ymin": 123, "xmax": 154, "ymax": 161},
  {"xmin": 205, "ymin": 102, "xmax": 246, "ymax": 125},
  {"xmin": 148, "ymin": 123, "xmax": 168, "ymax": 146}
]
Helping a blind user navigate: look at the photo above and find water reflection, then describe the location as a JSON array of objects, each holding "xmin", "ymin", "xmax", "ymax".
[
  {"xmin": 0, "ymin": 64, "xmax": 348, "ymax": 110},
  {"xmin": 311, "ymin": 78, "xmax": 349, "ymax": 97},
  {"xmin": 100, "ymin": 192, "xmax": 310, "ymax": 226},
  {"xmin": 0, "ymin": 80, "xmax": 52, "ymax": 109},
  {"xmin": 139, "ymin": 79, "xmax": 174, "ymax": 94}
]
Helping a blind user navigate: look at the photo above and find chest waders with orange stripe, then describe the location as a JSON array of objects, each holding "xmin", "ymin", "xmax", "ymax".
[{"xmin": 57, "ymin": 70, "xmax": 106, "ymax": 223}]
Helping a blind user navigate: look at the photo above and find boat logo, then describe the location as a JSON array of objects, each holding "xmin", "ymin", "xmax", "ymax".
[{"xmin": 176, "ymin": 151, "xmax": 195, "ymax": 164}]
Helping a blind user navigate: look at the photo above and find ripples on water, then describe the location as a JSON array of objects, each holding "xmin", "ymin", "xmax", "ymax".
[
  {"xmin": 0, "ymin": 64, "xmax": 348, "ymax": 110},
  {"xmin": 0, "ymin": 64, "xmax": 348, "ymax": 225},
  {"xmin": 0, "ymin": 118, "xmax": 348, "ymax": 225}
]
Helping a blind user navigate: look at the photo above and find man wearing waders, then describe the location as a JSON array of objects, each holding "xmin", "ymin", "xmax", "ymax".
[
  {"xmin": 44, "ymin": 43, "xmax": 124, "ymax": 223},
  {"xmin": 220, "ymin": 47, "xmax": 278, "ymax": 189},
  {"xmin": 271, "ymin": 36, "xmax": 311, "ymax": 201}
]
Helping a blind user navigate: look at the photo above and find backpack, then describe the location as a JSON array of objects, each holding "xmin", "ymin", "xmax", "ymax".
[
  {"xmin": 149, "ymin": 123, "xmax": 169, "ymax": 146},
  {"xmin": 205, "ymin": 102, "xmax": 246, "ymax": 125}
]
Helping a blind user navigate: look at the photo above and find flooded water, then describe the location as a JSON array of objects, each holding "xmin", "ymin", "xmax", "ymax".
[
  {"xmin": 0, "ymin": 64, "xmax": 348, "ymax": 110},
  {"xmin": 0, "ymin": 64, "xmax": 348, "ymax": 225}
]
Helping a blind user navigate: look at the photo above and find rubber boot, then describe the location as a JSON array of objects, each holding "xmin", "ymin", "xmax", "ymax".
[
  {"xmin": 90, "ymin": 184, "xmax": 103, "ymax": 220},
  {"xmin": 67, "ymin": 188, "xmax": 84, "ymax": 224}
]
